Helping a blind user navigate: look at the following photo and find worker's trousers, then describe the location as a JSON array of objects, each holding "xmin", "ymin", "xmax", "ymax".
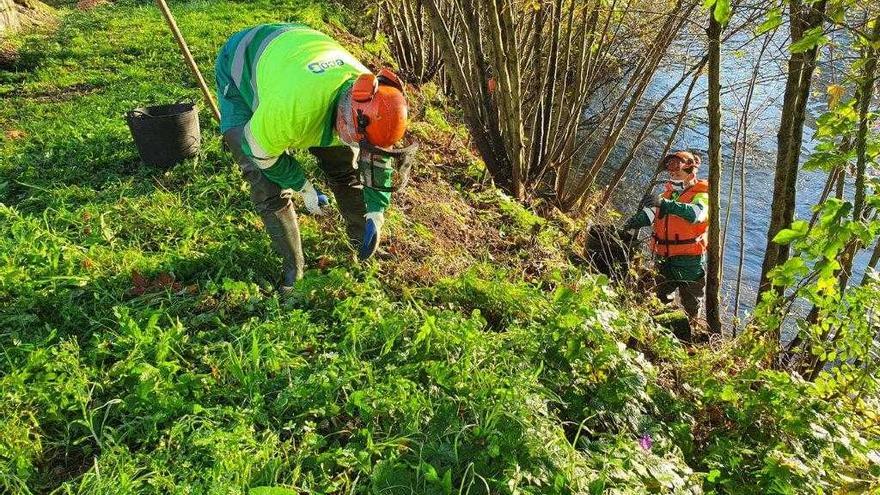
[
  {"xmin": 225, "ymin": 128, "xmax": 367, "ymax": 251},
  {"xmin": 309, "ymin": 146, "xmax": 367, "ymax": 249},
  {"xmin": 223, "ymin": 127, "xmax": 303, "ymax": 285},
  {"xmin": 655, "ymin": 269, "xmax": 705, "ymax": 322}
]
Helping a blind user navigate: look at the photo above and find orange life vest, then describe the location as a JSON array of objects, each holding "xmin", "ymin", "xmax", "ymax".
[{"xmin": 650, "ymin": 180, "xmax": 709, "ymax": 257}]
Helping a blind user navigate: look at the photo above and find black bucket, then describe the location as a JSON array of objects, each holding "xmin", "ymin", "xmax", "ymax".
[{"xmin": 126, "ymin": 102, "xmax": 201, "ymax": 168}]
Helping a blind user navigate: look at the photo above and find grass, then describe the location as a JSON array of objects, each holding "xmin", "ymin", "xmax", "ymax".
[{"xmin": 2, "ymin": 1, "xmax": 879, "ymax": 494}]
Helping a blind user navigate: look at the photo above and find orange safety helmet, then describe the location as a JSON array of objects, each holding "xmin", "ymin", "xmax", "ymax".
[
  {"xmin": 661, "ymin": 150, "xmax": 701, "ymax": 173},
  {"xmin": 347, "ymin": 68, "xmax": 408, "ymax": 148}
]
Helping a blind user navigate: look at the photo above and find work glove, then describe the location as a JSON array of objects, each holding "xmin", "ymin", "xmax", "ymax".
[
  {"xmin": 359, "ymin": 211, "xmax": 384, "ymax": 260},
  {"xmin": 316, "ymin": 187, "xmax": 330, "ymax": 207},
  {"xmin": 299, "ymin": 181, "xmax": 329, "ymax": 215},
  {"xmin": 640, "ymin": 193, "xmax": 662, "ymax": 209}
]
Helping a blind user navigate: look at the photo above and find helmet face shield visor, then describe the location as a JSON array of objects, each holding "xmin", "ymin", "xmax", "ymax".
[{"xmin": 358, "ymin": 142, "xmax": 419, "ymax": 193}]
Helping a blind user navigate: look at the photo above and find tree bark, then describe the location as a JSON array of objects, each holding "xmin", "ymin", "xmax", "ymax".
[
  {"xmin": 861, "ymin": 239, "xmax": 880, "ymax": 286},
  {"xmin": 1, "ymin": 0, "xmax": 20, "ymax": 33},
  {"xmin": 483, "ymin": 0, "xmax": 525, "ymax": 198},
  {"xmin": 422, "ymin": 0, "xmax": 513, "ymax": 189},
  {"xmin": 706, "ymin": 10, "xmax": 723, "ymax": 336},
  {"xmin": 758, "ymin": 0, "xmax": 827, "ymax": 301}
]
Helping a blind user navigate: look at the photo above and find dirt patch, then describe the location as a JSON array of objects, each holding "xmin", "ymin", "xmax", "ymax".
[
  {"xmin": 4, "ymin": 128, "xmax": 26, "ymax": 140},
  {"xmin": 34, "ymin": 444, "xmax": 94, "ymax": 493},
  {"xmin": 378, "ymin": 155, "xmax": 571, "ymax": 287},
  {"xmin": 382, "ymin": 172, "xmax": 476, "ymax": 284},
  {"xmin": 0, "ymin": 38, "xmax": 17, "ymax": 69},
  {"xmin": 75, "ymin": 0, "xmax": 107, "ymax": 10}
]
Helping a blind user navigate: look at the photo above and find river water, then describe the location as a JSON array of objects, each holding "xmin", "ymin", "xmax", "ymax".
[{"xmin": 593, "ymin": 24, "xmax": 874, "ymax": 321}]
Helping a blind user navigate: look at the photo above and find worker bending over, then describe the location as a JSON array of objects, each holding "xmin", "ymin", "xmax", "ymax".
[{"xmin": 215, "ymin": 23, "xmax": 410, "ymax": 291}]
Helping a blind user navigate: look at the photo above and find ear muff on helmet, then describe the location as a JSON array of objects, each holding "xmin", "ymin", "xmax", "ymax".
[
  {"xmin": 352, "ymin": 73, "xmax": 378, "ymax": 103},
  {"xmin": 350, "ymin": 70, "xmax": 405, "ymax": 106}
]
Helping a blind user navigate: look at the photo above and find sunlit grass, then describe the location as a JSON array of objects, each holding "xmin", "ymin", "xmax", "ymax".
[{"xmin": 1, "ymin": 1, "xmax": 877, "ymax": 494}]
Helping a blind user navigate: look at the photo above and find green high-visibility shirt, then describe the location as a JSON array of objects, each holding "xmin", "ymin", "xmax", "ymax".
[
  {"xmin": 221, "ymin": 24, "xmax": 362, "ymax": 183},
  {"xmin": 239, "ymin": 24, "xmax": 368, "ymax": 157}
]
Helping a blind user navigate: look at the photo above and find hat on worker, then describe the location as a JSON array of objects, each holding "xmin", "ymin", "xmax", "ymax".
[
  {"xmin": 341, "ymin": 68, "xmax": 408, "ymax": 149},
  {"xmin": 661, "ymin": 150, "xmax": 701, "ymax": 173}
]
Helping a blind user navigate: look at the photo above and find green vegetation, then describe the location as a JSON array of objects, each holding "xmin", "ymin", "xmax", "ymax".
[{"xmin": 1, "ymin": 1, "xmax": 878, "ymax": 494}]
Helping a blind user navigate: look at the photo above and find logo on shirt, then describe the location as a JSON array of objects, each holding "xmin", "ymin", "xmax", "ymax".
[{"xmin": 308, "ymin": 58, "xmax": 345, "ymax": 74}]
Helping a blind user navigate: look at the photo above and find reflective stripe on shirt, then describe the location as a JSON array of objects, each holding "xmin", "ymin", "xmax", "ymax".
[
  {"xmin": 231, "ymin": 24, "xmax": 298, "ymax": 112},
  {"xmin": 231, "ymin": 27, "xmax": 260, "ymax": 88},
  {"xmin": 243, "ymin": 122, "xmax": 277, "ymax": 169}
]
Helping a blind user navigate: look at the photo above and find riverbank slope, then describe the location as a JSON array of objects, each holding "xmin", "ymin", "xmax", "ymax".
[{"xmin": 1, "ymin": 1, "xmax": 877, "ymax": 493}]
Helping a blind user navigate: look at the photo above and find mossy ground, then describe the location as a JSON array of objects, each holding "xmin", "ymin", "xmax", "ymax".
[{"xmin": 1, "ymin": 2, "xmax": 877, "ymax": 494}]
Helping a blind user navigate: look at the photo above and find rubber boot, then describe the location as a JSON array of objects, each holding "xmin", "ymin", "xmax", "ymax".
[
  {"xmin": 309, "ymin": 146, "xmax": 367, "ymax": 249},
  {"xmin": 264, "ymin": 203, "xmax": 305, "ymax": 291},
  {"xmin": 224, "ymin": 127, "xmax": 305, "ymax": 292}
]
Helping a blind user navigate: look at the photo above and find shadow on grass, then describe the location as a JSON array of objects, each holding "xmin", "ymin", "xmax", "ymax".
[
  {"xmin": 3, "ymin": 133, "xmax": 229, "ymax": 214},
  {"xmin": 1, "ymin": 234, "xmax": 286, "ymax": 352}
]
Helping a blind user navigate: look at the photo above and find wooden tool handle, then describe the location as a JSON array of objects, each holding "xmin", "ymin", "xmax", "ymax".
[{"xmin": 154, "ymin": 0, "xmax": 222, "ymax": 124}]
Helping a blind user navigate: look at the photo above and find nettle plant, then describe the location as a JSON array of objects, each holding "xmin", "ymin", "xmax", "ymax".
[{"xmin": 755, "ymin": 98, "xmax": 880, "ymax": 383}]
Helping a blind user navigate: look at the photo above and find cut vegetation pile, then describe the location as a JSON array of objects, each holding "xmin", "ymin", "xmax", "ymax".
[{"xmin": 1, "ymin": 1, "xmax": 878, "ymax": 494}]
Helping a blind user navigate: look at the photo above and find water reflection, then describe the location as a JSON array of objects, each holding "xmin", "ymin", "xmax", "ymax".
[{"xmin": 587, "ymin": 23, "xmax": 872, "ymax": 324}]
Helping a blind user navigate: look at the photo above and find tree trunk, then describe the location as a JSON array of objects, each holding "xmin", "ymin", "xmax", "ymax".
[
  {"xmin": 834, "ymin": 15, "xmax": 880, "ymax": 289},
  {"xmin": 861, "ymin": 239, "xmax": 880, "ymax": 286},
  {"xmin": 757, "ymin": 0, "xmax": 827, "ymax": 302},
  {"xmin": 705, "ymin": 10, "xmax": 723, "ymax": 336},
  {"xmin": 0, "ymin": 0, "xmax": 20, "ymax": 34},
  {"xmin": 422, "ymin": 0, "xmax": 513, "ymax": 189}
]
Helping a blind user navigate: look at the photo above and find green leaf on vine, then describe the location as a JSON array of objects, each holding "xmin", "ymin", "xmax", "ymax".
[
  {"xmin": 773, "ymin": 220, "xmax": 809, "ymax": 244},
  {"xmin": 713, "ymin": 0, "xmax": 731, "ymax": 23}
]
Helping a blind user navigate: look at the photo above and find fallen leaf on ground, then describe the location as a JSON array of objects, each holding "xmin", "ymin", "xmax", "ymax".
[
  {"xmin": 77, "ymin": 0, "xmax": 109, "ymax": 10},
  {"xmin": 5, "ymin": 129, "xmax": 26, "ymax": 140}
]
